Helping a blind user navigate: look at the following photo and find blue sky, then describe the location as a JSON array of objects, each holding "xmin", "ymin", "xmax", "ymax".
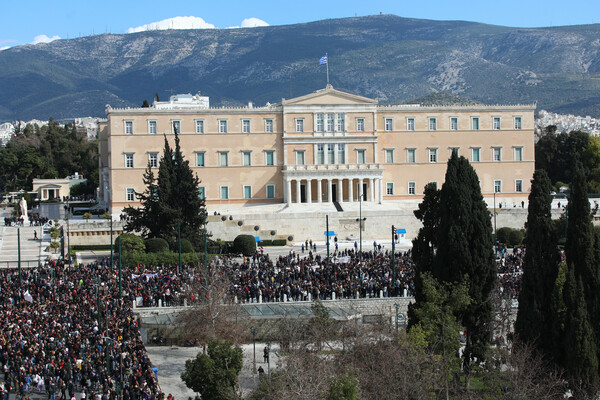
[{"xmin": 1, "ymin": 0, "xmax": 598, "ymax": 48}]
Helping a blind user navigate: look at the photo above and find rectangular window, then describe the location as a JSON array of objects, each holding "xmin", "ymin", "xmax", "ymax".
[
  {"xmin": 493, "ymin": 147, "xmax": 502, "ymax": 162},
  {"xmin": 148, "ymin": 153, "xmax": 158, "ymax": 168},
  {"xmin": 472, "ymin": 148, "xmax": 481, "ymax": 162},
  {"xmin": 195, "ymin": 120, "xmax": 204, "ymax": 134},
  {"xmin": 242, "ymin": 151, "xmax": 251, "ymax": 166},
  {"xmin": 385, "ymin": 118, "xmax": 393, "ymax": 131},
  {"xmin": 472, "ymin": 117, "xmax": 480, "ymax": 130},
  {"xmin": 429, "ymin": 117, "xmax": 437, "ymax": 131},
  {"xmin": 296, "ymin": 151, "xmax": 305, "ymax": 165},
  {"xmin": 338, "ymin": 144, "xmax": 345, "ymax": 164},
  {"xmin": 356, "ymin": 118, "xmax": 365, "ymax": 132},
  {"xmin": 385, "ymin": 149, "xmax": 394, "ymax": 164},
  {"xmin": 450, "ymin": 117, "xmax": 458, "ymax": 130},
  {"xmin": 124, "ymin": 121, "xmax": 133, "ymax": 135},
  {"xmin": 126, "ymin": 188, "xmax": 135, "ymax": 202},
  {"xmin": 407, "ymin": 118, "xmax": 415, "ymax": 131},
  {"xmin": 265, "ymin": 151, "xmax": 274, "ymax": 166},
  {"xmin": 357, "ymin": 150, "xmax": 366, "ymax": 164},
  {"xmin": 219, "ymin": 152, "xmax": 228, "ymax": 167},
  {"xmin": 515, "ymin": 180, "xmax": 523, "ymax": 193},
  {"xmin": 494, "ymin": 180, "xmax": 502, "ymax": 193},
  {"xmin": 196, "ymin": 152, "xmax": 205, "ymax": 167},
  {"xmin": 327, "ymin": 113, "xmax": 335, "ymax": 132},
  {"xmin": 317, "ymin": 144, "xmax": 325, "ymax": 164},
  {"xmin": 327, "ymin": 144, "xmax": 335, "ymax": 164},
  {"xmin": 198, "ymin": 186, "xmax": 205, "ymax": 200},
  {"xmin": 514, "ymin": 116, "xmax": 522, "ymax": 130},
  {"xmin": 429, "ymin": 149, "xmax": 437, "ymax": 163},
  {"xmin": 265, "ymin": 119, "xmax": 274, "ymax": 133},
  {"xmin": 172, "ymin": 120, "xmax": 181, "ymax": 134},
  {"xmin": 407, "ymin": 149, "xmax": 416, "ymax": 163},
  {"xmin": 219, "ymin": 120, "xmax": 228, "ymax": 133},
  {"xmin": 514, "ymin": 147, "xmax": 523, "ymax": 161},
  {"xmin": 266, "ymin": 184, "xmax": 275, "ymax": 199},
  {"xmin": 386, "ymin": 182, "xmax": 394, "ymax": 195},
  {"xmin": 220, "ymin": 186, "xmax": 229, "ymax": 200},
  {"xmin": 337, "ymin": 113, "xmax": 345, "ymax": 132},
  {"xmin": 493, "ymin": 117, "xmax": 501, "ymax": 130},
  {"xmin": 408, "ymin": 182, "xmax": 416, "ymax": 195},
  {"xmin": 243, "ymin": 185, "xmax": 252, "ymax": 199},
  {"xmin": 242, "ymin": 119, "xmax": 250, "ymax": 133},
  {"xmin": 296, "ymin": 119, "xmax": 304, "ymax": 133},
  {"xmin": 316, "ymin": 113, "xmax": 324, "ymax": 132},
  {"xmin": 148, "ymin": 120, "xmax": 157, "ymax": 134},
  {"xmin": 125, "ymin": 153, "xmax": 134, "ymax": 168}
]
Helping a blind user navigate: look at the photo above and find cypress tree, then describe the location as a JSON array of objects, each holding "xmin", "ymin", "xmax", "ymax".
[
  {"xmin": 563, "ymin": 163, "xmax": 599, "ymax": 388},
  {"xmin": 408, "ymin": 182, "xmax": 441, "ymax": 329},
  {"xmin": 435, "ymin": 153, "xmax": 496, "ymax": 373},
  {"xmin": 123, "ymin": 164, "xmax": 164, "ymax": 238},
  {"xmin": 515, "ymin": 170, "xmax": 559, "ymax": 359}
]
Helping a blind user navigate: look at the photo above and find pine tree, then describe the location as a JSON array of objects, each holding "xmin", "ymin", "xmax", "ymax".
[
  {"xmin": 122, "ymin": 164, "xmax": 163, "ymax": 238},
  {"xmin": 515, "ymin": 170, "xmax": 559, "ymax": 359},
  {"xmin": 408, "ymin": 182, "xmax": 441, "ymax": 329},
  {"xmin": 435, "ymin": 153, "xmax": 496, "ymax": 374}
]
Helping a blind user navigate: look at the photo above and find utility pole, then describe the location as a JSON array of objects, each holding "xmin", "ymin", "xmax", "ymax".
[
  {"xmin": 17, "ymin": 228, "xmax": 21, "ymax": 285},
  {"xmin": 391, "ymin": 225, "xmax": 396, "ymax": 296},
  {"xmin": 178, "ymin": 219, "xmax": 182, "ymax": 274},
  {"xmin": 326, "ymin": 215, "xmax": 330, "ymax": 261},
  {"xmin": 118, "ymin": 235, "xmax": 122, "ymax": 299}
]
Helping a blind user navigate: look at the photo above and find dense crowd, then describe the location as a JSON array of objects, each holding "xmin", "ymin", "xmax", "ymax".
[
  {"xmin": 0, "ymin": 261, "xmax": 165, "ymax": 400},
  {"xmin": 3, "ymin": 216, "xmax": 49, "ymax": 227}
]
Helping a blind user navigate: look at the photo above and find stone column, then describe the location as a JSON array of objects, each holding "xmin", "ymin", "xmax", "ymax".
[
  {"xmin": 348, "ymin": 178, "xmax": 354, "ymax": 202},
  {"xmin": 337, "ymin": 179, "xmax": 343, "ymax": 202},
  {"xmin": 379, "ymin": 178, "xmax": 383, "ymax": 204},
  {"xmin": 306, "ymin": 179, "xmax": 312, "ymax": 204},
  {"xmin": 317, "ymin": 179, "xmax": 322, "ymax": 203},
  {"xmin": 369, "ymin": 178, "xmax": 374, "ymax": 202},
  {"xmin": 328, "ymin": 179, "xmax": 333, "ymax": 203},
  {"xmin": 286, "ymin": 178, "xmax": 292, "ymax": 205},
  {"xmin": 296, "ymin": 180, "xmax": 301, "ymax": 204}
]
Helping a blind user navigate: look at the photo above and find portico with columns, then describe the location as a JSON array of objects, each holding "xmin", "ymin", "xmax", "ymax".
[{"xmin": 283, "ymin": 166, "xmax": 384, "ymax": 204}]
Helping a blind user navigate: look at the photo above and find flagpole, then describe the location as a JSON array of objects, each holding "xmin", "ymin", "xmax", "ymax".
[{"xmin": 326, "ymin": 52, "xmax": 329, "ymax": 85}]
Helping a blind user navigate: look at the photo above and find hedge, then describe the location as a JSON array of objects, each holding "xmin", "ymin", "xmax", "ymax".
[
  {"xmin": 180, "ymin": 238, "xmax": 195, "ymax": 253},
  {"xmin": 233, "ymin": 234, "xmax": 256, "ymax": 256},
  {"xmin": 145, "ymin": 237, "xmax": 170, "ymax": 253},
  {"xmin": 257, "ymin": 239, "xmax": 287, "ymax": 246},
  {"xmin": 496, "ymin": 227, "xmax": 524, "ymax": 246},
  {"xmin": 70, "ymin": 245, "xmax": 112, "ymax": 251},
  {"xmin": 121, "ymin": 251, "xmax": 209, "ymax": 266}
]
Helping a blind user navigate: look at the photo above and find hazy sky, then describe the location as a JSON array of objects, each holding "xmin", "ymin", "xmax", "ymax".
[{"xmin": 1, "ymin": 0, "xmax": 598, "ymax": 48}]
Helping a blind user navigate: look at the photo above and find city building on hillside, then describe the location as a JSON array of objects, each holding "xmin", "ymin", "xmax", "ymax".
[{"xmin": 99, "ymin": 85, "xmax": 535, "ymax": 215}]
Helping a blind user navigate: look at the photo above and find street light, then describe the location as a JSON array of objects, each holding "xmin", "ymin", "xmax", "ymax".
[
  {"xmin": 63, "ymin": 200, "xmax": 71, "ymax": 272},
  {"xmin": 250, "ymin": 327, "xmax": 257, "ymax": 374},
  {"xmin": 493, "ymin": 191, "xmax": 497, "ymax": 258},
  {"xmin": 355, "ymin": 186, "xmax": 366, "ymax": 264}
]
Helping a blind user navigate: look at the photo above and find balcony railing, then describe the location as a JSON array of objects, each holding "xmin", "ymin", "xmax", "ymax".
[{"xmin": 284, "ymin": 163, "xmax": 382, "ymax": 172}]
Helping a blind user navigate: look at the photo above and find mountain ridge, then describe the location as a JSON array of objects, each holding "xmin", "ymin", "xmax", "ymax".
[{"xmin": 0, "ymin": 14, "xmax": 599, "ymax": 121}]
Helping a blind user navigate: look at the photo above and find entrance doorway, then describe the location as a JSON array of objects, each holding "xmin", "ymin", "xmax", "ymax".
[
  {"xmin": 300, "ymin": 184, "xmax": 306, "ymax": 203},
  {"xmin": 332, "ymin": 183, "xmax": 337, "ymax": 202}
]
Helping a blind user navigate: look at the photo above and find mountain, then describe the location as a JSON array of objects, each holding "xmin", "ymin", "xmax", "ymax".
[{"xmin": 1, "ymin": 14, "xmax": 600, "ymax": 121}]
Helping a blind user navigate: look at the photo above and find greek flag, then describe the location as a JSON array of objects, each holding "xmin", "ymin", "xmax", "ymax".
[{"xmin": 319, "ymin": 55, "xmax": 328, "ymax": 65}]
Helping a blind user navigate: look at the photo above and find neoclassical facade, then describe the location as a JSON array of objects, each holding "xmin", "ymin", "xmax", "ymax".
[{"xmin": 99, "ymin": 86, "xmax": 535, "ymax": 214}]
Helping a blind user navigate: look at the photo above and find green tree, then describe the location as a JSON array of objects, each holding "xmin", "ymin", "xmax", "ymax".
[
  {"xmin": 181, "ymin": 339, "xmax": 243, "ymax": 400},
  {"xmin": 327, "ymin": 374, "xmax": 361, "ymax": 400},
  {"xmin": 563, "ymin": 163, "xmax": 599, "ymax": 389},
  {"xmin": 408, "ymin": 182, "xmax": 440, "ymax": 329},
  {"xmin": 515, "ymin": 170, "xmax": 560, "ymax": 360},
  {"xmin": 434, "ymin": 153, "xmax": 495, "ymax": 378},
  {"xmin": 141, "ymin": 99, "xmax": 150, "ymax": 107}
]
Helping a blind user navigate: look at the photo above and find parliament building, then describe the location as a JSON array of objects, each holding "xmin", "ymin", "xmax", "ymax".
[{"xmin": 98, "ymin": 85, "xmax": 535, "ymax": 216}]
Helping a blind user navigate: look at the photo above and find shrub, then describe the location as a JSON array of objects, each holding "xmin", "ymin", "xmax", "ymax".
[
  {"xmin": 233, "ymin": 234, "xmax": 256, "ymax": 256},
  {"xmin": 180, "ymin": 238, "xmax": 195, "ymax": 253},
  {"xmin": 122, "ymin": 251, "xmax": 207, "ymax": 266},
  {"xmin": 496, "ymin": 227, "xmax": 512, "ymax": 244},
  {"xmin": 116, "ymin": 234, "xmax": 145, "ymax": 253},
  {"xmin": 272, "ymin": 239, "xmax": 287, "ymax": 246},
  {"xmin": 82, "ymin": 212, "xmax": 93, "ymax": 221},
  {"xmin": 508, "ymin": 229, "xmax": 524, "ymax": 246},
  {"xmin": 145, "ymin": 237, "xmax": 170, "ymax": 253}
]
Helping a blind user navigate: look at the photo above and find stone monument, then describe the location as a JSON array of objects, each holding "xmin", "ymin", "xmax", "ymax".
[{"xmin": 19, "ymin": 197, "xmax": 29, "ymax": 225}]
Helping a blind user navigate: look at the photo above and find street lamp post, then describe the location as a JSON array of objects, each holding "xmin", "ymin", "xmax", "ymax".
[
  {"xmin": 356, "ymin": 186, "xmax": 366, "ymax": 264},
  {"xmin": 64, "ymin": 201, "xmax": 71, "ymax": 272},
  {"xmin": 250, "ymin": 327, "xmax": 257, "ymax": 374},
  {"xmin": 326, "ymin": 215, "xmax": 330, "ymax": 261},
  {"xmin": 391, "ymin": 225, "xmax": 396, "ymax": 297},
  {"xmin": 493, "ymin": 191, "xmax": 497, "ymax": 257}
]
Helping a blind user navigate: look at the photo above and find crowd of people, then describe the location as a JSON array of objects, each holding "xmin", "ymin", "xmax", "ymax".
[
  {"xmin": 0, "ymin": 261, "xmax": 165, "ymax": 400},
  {"xmin": 3, "ymin": 215, "xmax": 50, "ymax": 227}
]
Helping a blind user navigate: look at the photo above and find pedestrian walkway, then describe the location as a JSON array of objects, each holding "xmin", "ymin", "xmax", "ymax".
[{"xmin": 0, "ymin": 209, "xmax": 49, "ymax": 268}]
